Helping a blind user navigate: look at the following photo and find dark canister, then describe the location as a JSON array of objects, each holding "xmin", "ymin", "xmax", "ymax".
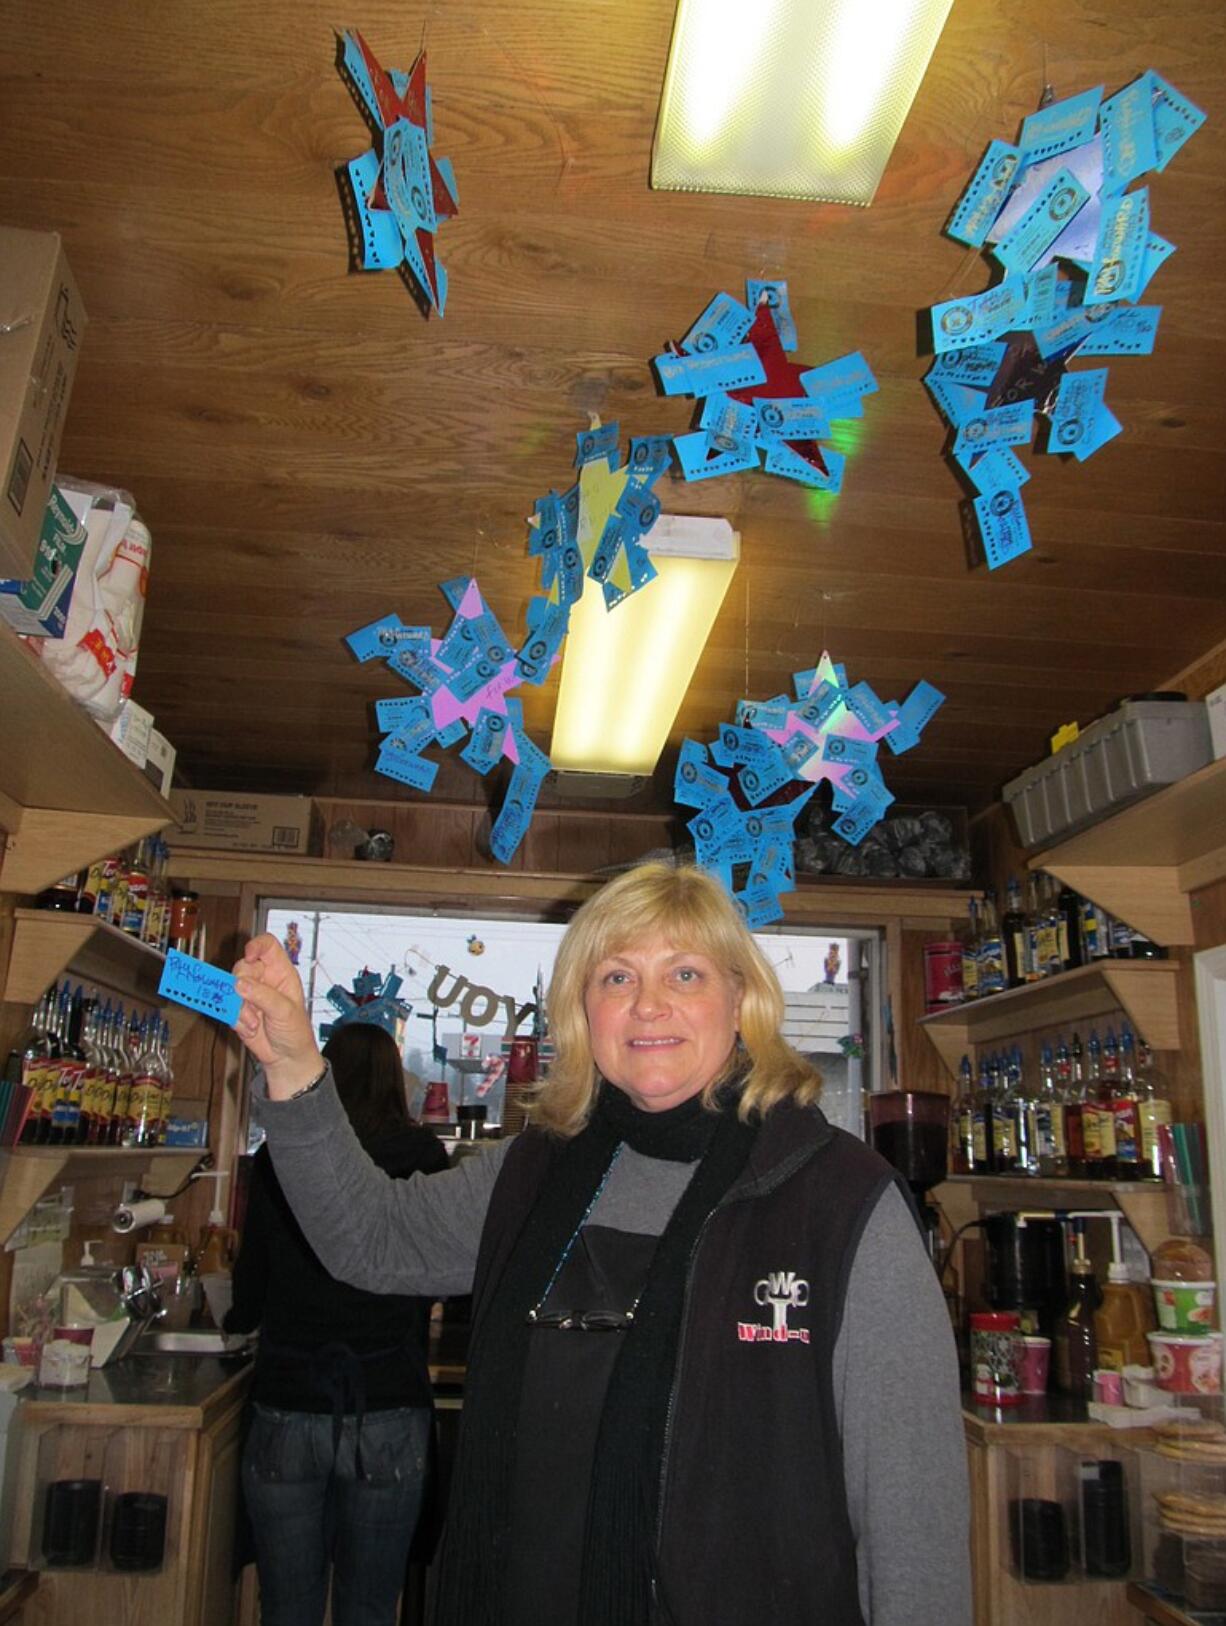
[
  {"xmin": 1009, "ymin": 1497, "xmax": 1069, "ymax": 1581},
  {"xmin": 110, "ymin": 1491, "xmax": 169, "ymax": 1571},
  {"xmin": 970, "ymin": 1310, "xmax": 1023, "ymax": 1406},
  {"xmin": 456, "ymin": 1103, "xmax": 487, "ymax": 1141},
  {"xmin": 1080, "ymin": 1459, "xmax": 1131, "ymax": 1577},
  {"xmin": 42, "ymin": 1478, "xmax": 103, "ymax": 1567}
]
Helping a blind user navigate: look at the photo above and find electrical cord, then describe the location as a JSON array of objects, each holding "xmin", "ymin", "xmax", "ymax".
[
  {"xmin": 202, "ymin": 1020, "xmax": 222, "ymax": 1130},
  {"xmin": 131, "ymin": 1151, "xmax": 215, "ymax": 1203},
  {"xmin": 938, "ymin": 1217, "xmax": 986, "ymax": 1287}
]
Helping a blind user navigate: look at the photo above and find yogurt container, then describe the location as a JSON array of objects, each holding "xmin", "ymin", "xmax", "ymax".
[
  {"xmin": 1151, "ymin": 1278, "xmax": 1217, "ymax": 1334},
  {"xmin": 1148, "ymin": 1330, "xmax": 1223, "ymax": 1395}
]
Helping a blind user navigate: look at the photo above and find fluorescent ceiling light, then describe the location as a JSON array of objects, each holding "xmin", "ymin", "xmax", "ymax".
[
  {"xmin": 550, "ymin": 516, "xmax": 739, "ymax": 778},
  {"xmin": 652, "ymin": 0, "xmax": 954, "ymax": 206}
]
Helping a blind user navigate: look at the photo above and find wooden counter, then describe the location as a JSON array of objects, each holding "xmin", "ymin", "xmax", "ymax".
[
  {"xmin": 7, "ymin": 1354, "xmax": 251, "ymax": 1626},
  {"xmin": 15, "ymin": 1353, "xmax": 249, "ymax": 1432},
  {"xmin": 963, "ymin": 1391, "xmax": 1156, "ymax": 1446}
]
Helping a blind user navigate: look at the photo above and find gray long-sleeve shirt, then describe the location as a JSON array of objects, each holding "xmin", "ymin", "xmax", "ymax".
[{"xmin": 253, "ymin": 1074, "xmax": 972, "ymax": 1625}]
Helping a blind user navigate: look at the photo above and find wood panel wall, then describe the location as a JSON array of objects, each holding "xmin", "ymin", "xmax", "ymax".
[
  {"xmin": 2, "ymin": 1, "xmax": 1223, "ymax": 813},
  {"xmin": 316, "ymin": 795, "xmax": 677, "ymax": 878},
  {"xmin": 900, "ymin": 926, "xmax": 961, "ymax": 1094}
]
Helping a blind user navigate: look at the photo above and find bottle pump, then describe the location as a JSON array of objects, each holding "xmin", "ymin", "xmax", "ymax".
[
  {"xmin": 1020, "ymin": 1208, "xmax": 1155, "ymax": 1386},
  {"xmin": 194, "ymin": 1172, "xmax": 237, "ymax": 1273},
  {"xmin": 1078, "ymin": 1210, "xmax": 1154, "ymax": 1370}
]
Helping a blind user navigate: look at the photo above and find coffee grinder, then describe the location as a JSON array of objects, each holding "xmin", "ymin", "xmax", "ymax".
[
  {"xmin": 982, "ymin": 1211, "xmax": 1069, "ymax": 1339},
  {"xmin": 868, "ymin": 1090, "xmax": 950, "ymax": 1268}
]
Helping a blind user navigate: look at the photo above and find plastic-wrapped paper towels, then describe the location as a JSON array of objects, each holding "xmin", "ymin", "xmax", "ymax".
[{"xmin": 30, "ymin": 476, "xmax": 151, "ymax": 725}]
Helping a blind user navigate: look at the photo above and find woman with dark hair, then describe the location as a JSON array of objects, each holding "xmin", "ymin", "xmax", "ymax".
[{"xmin": 226, "ymin": 1020, "xmax": 449, "ymax": 1626}]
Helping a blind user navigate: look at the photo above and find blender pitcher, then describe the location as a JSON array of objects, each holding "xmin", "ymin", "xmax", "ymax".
[{"xmin": 868, "ymin": 1090, "xmax": 950, "ymax": 1266}]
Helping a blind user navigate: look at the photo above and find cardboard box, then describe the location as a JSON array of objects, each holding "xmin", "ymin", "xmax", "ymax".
[
  {"xmin": 0, "ymin": 482, "xmax": 85, "ymax": 635},
  {"xmin": 135, "ymin": 1240, "xmax": 190, "ymax": 1288},
  {"xmin": 0, "ymin": 228, "xmax": 88, "ymax": 580},
  {"xmin": 168, "ymin": 790, "xmax": 321, "ymax": 854}
]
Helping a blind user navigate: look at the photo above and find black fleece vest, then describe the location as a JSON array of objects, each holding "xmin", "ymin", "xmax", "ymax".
[{"xmin": 471, "ymin": 1101, "xmax": 903, "ymax": 1626}]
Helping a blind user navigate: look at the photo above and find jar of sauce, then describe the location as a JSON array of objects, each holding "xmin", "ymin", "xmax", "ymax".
[{"xmin": 169, "ymin": 891, "xmax": 199, "ymax": 947}]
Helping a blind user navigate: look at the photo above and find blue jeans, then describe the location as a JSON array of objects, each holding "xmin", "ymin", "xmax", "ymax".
[{"xmin": 242, "ymin": 1402, "xmax": 431, "ymax": 1626}]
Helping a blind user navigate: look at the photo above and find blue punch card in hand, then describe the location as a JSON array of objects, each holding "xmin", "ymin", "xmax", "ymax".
[{"xmin": 159, "ymin": 949, "xmax": 242, "ymax": 1026}]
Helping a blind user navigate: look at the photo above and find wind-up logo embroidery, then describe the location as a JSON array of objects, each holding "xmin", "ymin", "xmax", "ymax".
[{"xmin": 738, "ymin": 1271, "xmax": 811, "ymax": 1344}]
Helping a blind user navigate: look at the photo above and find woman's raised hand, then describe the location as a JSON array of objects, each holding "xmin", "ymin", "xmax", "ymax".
[{"xmin": 232, "ymin": 933, "xmax": 325, "ymax": 1099}]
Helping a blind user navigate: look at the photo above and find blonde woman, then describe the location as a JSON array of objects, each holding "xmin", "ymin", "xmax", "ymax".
[{"xmin": 233, "ymin": 862, "xmax": 969, "ymax": 1626}]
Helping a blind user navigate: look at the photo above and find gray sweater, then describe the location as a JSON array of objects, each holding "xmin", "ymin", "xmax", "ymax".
[{"xmin": 254, "ymin": 1073, "xmax": 972, "ymax": 1625}]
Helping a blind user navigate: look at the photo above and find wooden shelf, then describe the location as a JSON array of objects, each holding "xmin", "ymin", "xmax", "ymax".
[
  {"xmin": 935, "ymin": 1174, "xmax": 1174, "ymax": 1253},
  {"xmin": 0, "ymin": 1147, "xmax": 206, "ymax": 1247},
  {"xmin": 1126, "ymin": 1582, "xmax": 1202, "ymax": 1626},
  {"xmin": 918, "ymin": 959, "xmax": 1181, "ymax": 1077},
  {"xmin": 0, "ymin": 637, "xmax": 203, "ymax": 1247},
  {"xmin": 1031, "ymin": 756, "xmax": 1226, "ymax": 946},
  {"xmin": 164, "ymin": 847, "xmax": 972, "ymax": 924},
  {"xmin": 0, "ymin": 628, "xmax": 173, "ymax": 895},
  {"xmin": 3, "ymin": 908, "xmax": 167, "ymax": 1007},
  {"xmin": 0, "ymin": 1570, "xmax": 37, "ymax": 1625}
]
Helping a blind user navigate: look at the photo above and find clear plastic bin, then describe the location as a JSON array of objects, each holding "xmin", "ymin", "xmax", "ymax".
[
  {"xmin": 28, "ymin": 1423, "xmax": 183, "ymax": 1575},
  {"xmin": 1139, "ymin": 1402, "xmax": 1226, "ymax": 1609},
  {"xmin": 1004, "ymin": 700, "xmax": 1212, "ymax": 849},
  {"xmin": 1005, "ymin": 1443, "xmax": 1139, "ymax": 1584}
]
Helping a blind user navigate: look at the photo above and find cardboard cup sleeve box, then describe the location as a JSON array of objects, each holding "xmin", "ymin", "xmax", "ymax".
[
  {"xmin": 169, "ymin": 791, "xmax": 322, "ymax": 855},
  {"xmin": 143, "ymin": 728, "xmax": 177, "ymax": 797},
  {"xmin": 0, "ymin": 483, "xmax": 85, "ymax": 636},
  {"xmin": 0, "ymin": 227, "xmax": 88, "ymax": 580}
]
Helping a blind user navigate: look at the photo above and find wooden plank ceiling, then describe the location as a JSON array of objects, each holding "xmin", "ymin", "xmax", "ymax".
[{"xmin": 2, "ymin": 0, "xmax": 1224, "ymax": 823}]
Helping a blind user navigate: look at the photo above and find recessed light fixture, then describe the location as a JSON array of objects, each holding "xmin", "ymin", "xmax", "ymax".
[
  {"xmin": 550, "ymin": 515, "xmax": 739, "ymax": 779},
  {"xmin": 652, "ymin": 0, "xmax": 955, "ymax": 206}
]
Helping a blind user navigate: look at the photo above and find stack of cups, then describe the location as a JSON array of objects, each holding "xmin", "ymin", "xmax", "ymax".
[
  {"xmin": 1080, "ymin": 1459, "xmax": 1131, "ymax": 1577},
  {"xmin": 110, "ymin": 1492, "xmax": 168, "ymax": 1571},
  {"xmin": 1019, "ymin": 1335, "xmax": 1052, "ymax": 1395},
  {"xmin": 42, "ymin": 1479, "xmax": 103, "ymax": 1567},
  {"xmin": 1010, "ymin": 1497, "xmax": 1069, "ymax": 1581}
]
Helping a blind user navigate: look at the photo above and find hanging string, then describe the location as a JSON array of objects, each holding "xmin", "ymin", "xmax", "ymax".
[
  {"xmin": 420, "ymin": 0, "xmax": 441, "ymax": 56},
  {"xmin": 939, "ymin": 45, "xmax": 1056, "ymax": 306},
  {"xmin": 816, "ymin": 587, "xmax": 846, "ymax": 659},
  {"xmin": 742, "ymin": 568, "xmax": 751, "ymax": 702}
]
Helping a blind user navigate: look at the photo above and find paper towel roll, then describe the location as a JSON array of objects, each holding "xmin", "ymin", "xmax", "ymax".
[{"xmin": 112, "ymin": 1198, "xmax": 167, "ymax": 1234}]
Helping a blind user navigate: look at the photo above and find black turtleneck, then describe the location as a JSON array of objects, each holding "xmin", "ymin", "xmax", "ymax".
[
  {"xmin": 503, "ymin": 1087, "xmax": 719, "ymax": 1625},
  {"xmin": 594, "ymin": 1077, "xmax": 723, "ymax": 1161}
]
